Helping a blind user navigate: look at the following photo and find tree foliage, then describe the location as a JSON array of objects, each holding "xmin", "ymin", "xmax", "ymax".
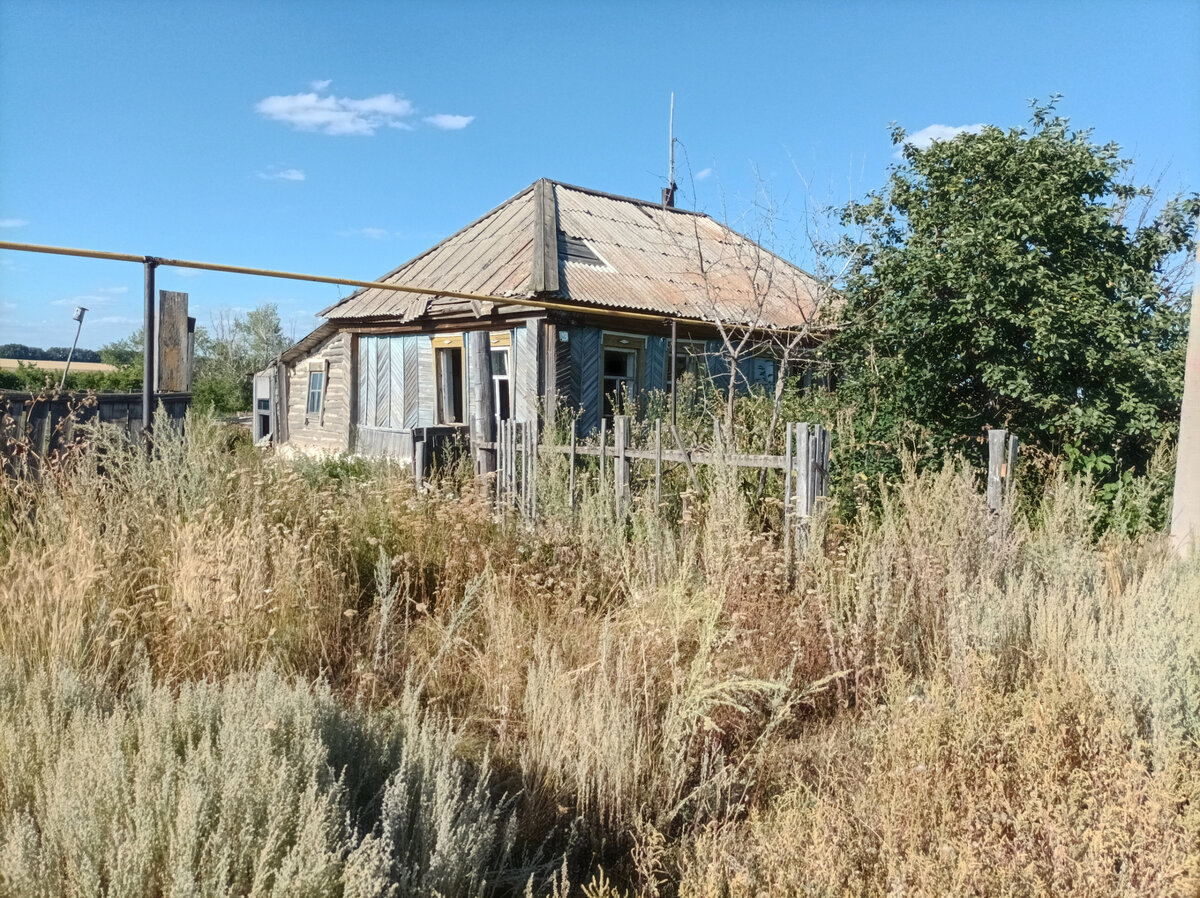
[
  {"xmin": 827, "ymin": 101, "xmax": 1199, "ymax": 479},
  {"xmin": 193, "ymin": 304, "xmax": 292, "ymax": 413}
]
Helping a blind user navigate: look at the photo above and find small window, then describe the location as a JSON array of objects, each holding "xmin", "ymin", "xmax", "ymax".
[
  {"xmin": 670, "ymin": 341, "xmax": 709, "ymax": 382},
  {"xmin": 306, "ymin": 370, "xmax": 324, "ymax": 415},
  {"xmin": 602, "ymin": 349, "xmax": 637, "ymax": 420},
  {"xmin": 751, "ymin": 357, "xmax": 777, "ymax": 388},
  {"xmin": 601, "ymin": 333, "xmax": 645, "ymax": 421},
  {"xmin": 435, "ymin": 346, "xmax": 465, "ymax": 424},
  {"xmin": 491, "ymin": 347, "xmax": 512, "ymax": 422},
  {"xmin": 558, "ymin": 234, "xmax": 606, "ymax": 267}
]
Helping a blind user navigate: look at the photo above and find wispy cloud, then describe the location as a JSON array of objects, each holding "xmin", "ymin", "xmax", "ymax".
[
  {"xmin": 0, "ymin": 218, "xmax": 29, "ymax": 228},
  {"xmin": 256, "ymin": 89, "xmax": 414, "ymax": 135},
  {"xmin": 695, "ymin": 167, "xmax": 713, "ymax": 181},
  {"xmin": 96, "ymin": 315, "xmax": 141, "ymax": 326},
  {"xmin": 425, "ymin": 113, "xmax": 474, "ymax": 131},
  {"xmin": 310, "ymin": 79, "xmax": 332, "ymax": 91},
  {"xmin": 340, "ymin": 227, "xmax": 391, "ymax": 240},
  {"xmin": 52, "ymin": 294, "xmax": 110, "ymax": 307},
  {"xmin": 903, "ymin": 123, "xmax": 988, "ymax": 151},
  {"xmin": 257, "ymin": 166, "xmax": 307, "ymax": 181}
]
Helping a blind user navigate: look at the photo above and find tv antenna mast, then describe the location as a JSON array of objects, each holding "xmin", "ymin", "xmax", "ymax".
[{"xmin": 663, "ymin": 92, "xmax": 677, "ymax": 208}]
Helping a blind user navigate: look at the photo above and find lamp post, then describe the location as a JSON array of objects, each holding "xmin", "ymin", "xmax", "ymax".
[{"xmin": 58, "ymin": 306, "xmax": 87, "ymax": 391}]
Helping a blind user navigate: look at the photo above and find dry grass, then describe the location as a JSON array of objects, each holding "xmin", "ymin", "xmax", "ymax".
[{"xmin": 1, "ymin": 413, "xmax": 1198, "ymax": 896}]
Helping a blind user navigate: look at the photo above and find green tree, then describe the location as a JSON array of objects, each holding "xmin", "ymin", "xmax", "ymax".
[
  {"xmin": 99, "ymin": 330, "xmax": 144, "ymax": 369},
  {"xmin": 827, "ymin": 101, "xmax": 1199, "ymax": 479},
  {"xmin": 193, "ymin": 304, "xmax": 292, "ymax": 413}
]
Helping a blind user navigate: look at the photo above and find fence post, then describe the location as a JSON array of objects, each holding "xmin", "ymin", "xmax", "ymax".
[
  {"xmin": 1006, "ymin": 432, "xmax": 1019, "ymax": 500},
  {"xmin": 614, "ymin": 415, "xmax": 631, "ymax": 514},
  {"xmin": 530, "ymin": 424, "xmax": 538, "ymax": 523},
  {"xmin": 987, "ymin": 429, "xmax": 1007, "ymax": 512},
  {"xmin": 783, "ymin": 422, "xmax": 794, "ymax": 561},
  {"xmin": 599, "ymin": 418, "xmax": 608, "ymax": 494},
  {"xmin": 469, "ymin": 331, "xmax": 496, "ymax": 476},
  {"xmin": 412, "ymin": 435, "xmax": 426, "ymax": 489},
  {"xmin": 569, "ymin": 427, "xmax": 577, "ymax": 512},
  {"xmin": 654, "ymin": 418, "xmax": 663, "ymax": 513},
  {"xmin": 795, "ymin": 422, "xmax": 811, "ymax": 549}
]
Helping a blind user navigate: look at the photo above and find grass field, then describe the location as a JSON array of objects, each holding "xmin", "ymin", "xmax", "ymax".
[{"xmin": 1, "ymin": 415, "xmax": 1197, "ymax": 897}]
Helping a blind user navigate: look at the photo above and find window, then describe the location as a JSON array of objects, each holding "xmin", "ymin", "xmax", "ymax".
[
  {"xmin": 435, "ymin": 345, "xmax": 464, "ymax": 424},
  {"xmin": 306, "ymin": 370, "xmax": 324, "ymax": 415},
  {"xmin": 670, "ymin": 340, "xmax": 709, "ymax": 383},
  {"xmin": 751, "ymin": 357, "xmax": 777, "ymax": 388},
  {"xmin": 491, "ymin": 347, "xmax": 511, "ymax": 422},
  {"xmin": 601, "ymin": 333, "xmax": 645, "ymax": 421}
]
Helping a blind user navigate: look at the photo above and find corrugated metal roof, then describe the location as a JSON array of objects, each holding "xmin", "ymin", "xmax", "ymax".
[{"xmin": 321, "ymin": 179, "xmax": 823, "ymax": 330}]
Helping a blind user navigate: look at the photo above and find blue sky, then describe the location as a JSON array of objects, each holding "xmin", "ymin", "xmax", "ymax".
[{"xmin": 1, "ymin": 0, "xmax": 1197, "ymax": 350}]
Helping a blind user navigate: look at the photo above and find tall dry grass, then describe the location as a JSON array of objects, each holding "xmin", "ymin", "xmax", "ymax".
[{"xmin": 1, "ymin": 413, "xmax": 1198, "ymax": 896}]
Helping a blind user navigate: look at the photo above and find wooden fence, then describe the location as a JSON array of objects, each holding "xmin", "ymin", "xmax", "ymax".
[
  {"xmin": 493, "ymin": 415, "xmax": 831, "ymax": 541},
  {"xmin": 1, "ymin": 390, "xmax": 191, "ymax": 471}
]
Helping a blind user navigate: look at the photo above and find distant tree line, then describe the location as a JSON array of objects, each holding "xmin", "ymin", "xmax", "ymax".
[
  {"xmin": 0, "ymin": 305, "xmax": 293, "ymax": 412},
  {"xmin": 0, "ymin": 344, "xmax": 102, "ymax": 363}
]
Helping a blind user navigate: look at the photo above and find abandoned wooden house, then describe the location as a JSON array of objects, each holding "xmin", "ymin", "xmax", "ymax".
[{"xmin": 254, "ymin": 178, "xmax": 824, "ymax": 461}]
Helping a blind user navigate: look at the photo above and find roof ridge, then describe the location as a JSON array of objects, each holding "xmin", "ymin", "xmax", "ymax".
[{"xmin": 546, "ymin": 179, "xmax": 708, "ymax": 217}]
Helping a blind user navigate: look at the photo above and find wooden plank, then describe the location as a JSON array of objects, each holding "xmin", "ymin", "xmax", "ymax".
[
  {"xmin": 389, "ymin": 337, "xmax": 405, "ymax": 429},
  {"xmin": 1006, "ymin": 433, "xmax": 1019, "ymax": 498},
  {"xmin": 654, "ymin": 418, "xmax": 662, "ymax": 510},
  {"xmin": 402, "ymin": 336, "xmax": 420, "ymax": 428},
  {"xmin": 614, "ymin": 415, "xmax": 631, "ymax": 513},
  {"xmin": 569, "ymin": 428, "xmax": 576, "ymax": 511},
  {"xmin": 374, "ymin": 336, "xmax": 390, "ymax": 427},
  {"xmin": 468, "ymin": 329, "xmax": 496, "ymax": 475},
  {"xmin": 987, "ymin": 429, "xmax": 1007, "ymax": 511},
  {"xmin": 796, "ymin": 423, "xmax": 811, "ymax": 518},
  {"xmin": 671, "ymin": 425, "xmax": 702, "ymax": 491},
  {"xmin": 599, "ymin": 418, "xmax": 607, "ymax": 488},
  {"xmin": 514, "ymin": 319, "xmax": 542, "ymax": 423},
  {"xmin": 156, "ymin": 291, "xmax": 189, "ymax": 392},
  {"xmin": 530, "ymin": 179, "xmax": 560, "ymax": 294},
  {"xmin": 357, "ymin": 336, "xmax": 373, "ymax": 427},
  {"xmin": 783, "ymin": 422, "xmax": 794, "ymax": 560},
  {"xmin": 572, "ymin": 328, "xmax": 602, "ymax": 435}
]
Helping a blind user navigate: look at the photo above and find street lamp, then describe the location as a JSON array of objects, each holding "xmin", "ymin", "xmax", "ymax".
[{"xmin": 59, "ymin": 306, "xmax": 87, "ymax": 390}]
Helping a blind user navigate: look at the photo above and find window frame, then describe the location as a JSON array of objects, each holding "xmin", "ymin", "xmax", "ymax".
[
  {"xmin": 600, "ymin": 331, "xmax": 646, "ymax": 421},
  {"xmin": 305, "ymin": 365, "xmax": 325, "ymax": 418},
  {"xmin": 432, "ymin": 334, "xmax": 466, "ymax": 425}
]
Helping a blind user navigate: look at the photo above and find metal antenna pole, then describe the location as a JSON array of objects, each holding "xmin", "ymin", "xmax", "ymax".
[
  {"xmin": 142, "ymin": 258, "xmax": 158, "ymax": 437},
  {"xmin": 669, "ymin": 92, "xmax": 675, "ymax": 190},
  {"xmin": 59, "ymin": 306, "xmax": 87, "ymax": 390}
]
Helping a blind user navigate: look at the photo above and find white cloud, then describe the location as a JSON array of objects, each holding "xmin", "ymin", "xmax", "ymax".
[
  {"xmin": 52, "ymin": 294, "xmax": 110, "ymax": 307},
  {"xmin": 258, "ymin": 166, "xmax": 306, "ymax": 181},
  {"xmin": 424, "ymin": 113, "xmax": 474, "ymax": 131},
  {"xmin": 695, "ymin": 167, "xmax": 713, "ymax": 181},
  {"xmin": 310, "ymin": 79, "xmax": 332, "ymax": 91},
  {"xmin": 904, "ymin": 123, "xmax": 988, "ymax": 150},
  {"xmin": 256, "ymin": 90, "xmax": 414, "ymax": 135},
  {"xmin": 0, "ymin": 218, "xmax": 29, "ymax": 228},
  {"xmin": 341, "ymin": 227, "xmax": 391, "ymax": 240}
]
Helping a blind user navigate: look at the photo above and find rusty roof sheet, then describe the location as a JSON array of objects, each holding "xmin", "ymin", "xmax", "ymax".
[{"xmin": 321, "ymin": 179, "xmax": 823, "ymax": 330}]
